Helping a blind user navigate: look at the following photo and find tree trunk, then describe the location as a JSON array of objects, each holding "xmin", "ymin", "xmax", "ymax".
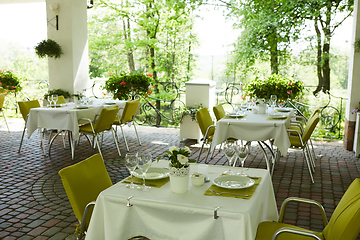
[
  {"xmin": 313, "ymin": 19, "xmax": 323, "ymax": 95},
  {"xmin": 269, "ymin": 32, "xmax": 279, "ymax": 74},
  {"xmin": 321, "ymin": 5, "xmax": 332, "ymax": 94},
  {"xmin": 122, "ymin": 11, "xmax": 135, "ymax": 72}
]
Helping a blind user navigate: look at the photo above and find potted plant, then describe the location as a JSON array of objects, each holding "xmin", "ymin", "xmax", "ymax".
[
  {"xmin": 242, "ymin": 74, "xmax": 305, "ymax": 103},
  {"xmin": 157, "ymin": 146, "xmax": 195, "ymax": 193},
  {"xmin": 355, "ymin": 39, "xmax": 360, "ymax": 53},
  {"xmin": 175, "ymin": 103, "xmax": 203, "ymax": 124},
  {"xmin": 34, "ymin": 39, "xmax": 63, "ymax": 59},
  {"xmin": 103, "ymin": 71, "xmax": 153, "ymax": 100},
  {"xmin": 44, "ymin": 89, "xmax": 72, "ymax": 104},
  {"xmin": 0, "ymin": 69, "xmax": 22, "ymax": 94}
]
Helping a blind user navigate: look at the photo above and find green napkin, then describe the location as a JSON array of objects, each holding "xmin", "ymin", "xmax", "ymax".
[
  {"xmin": 266, "ymin": 116, "xmax": 288, "ymax": 120},
  {"xmin": 204, "ymin": 177, "xmax": 261, "ymax": 199},
  {"xmin": 121, "ymin": 175, "xmax": 169, "ymax": 188}
]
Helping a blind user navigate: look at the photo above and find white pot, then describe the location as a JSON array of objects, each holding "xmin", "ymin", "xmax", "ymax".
[{"xmin": 169, "ymin": 165, "xmax": 190, "ymax": 194}]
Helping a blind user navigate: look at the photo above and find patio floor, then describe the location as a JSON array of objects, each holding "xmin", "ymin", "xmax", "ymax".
[{"xmin": 1, "ymin": 118, "xmax": 360, "ymax": 239}]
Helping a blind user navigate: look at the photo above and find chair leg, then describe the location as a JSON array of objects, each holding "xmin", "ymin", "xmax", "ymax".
[
  {"xmin": 94, "ymin": 134, "xmax": 103, "ymax": 159},
  {"xmin": 305, "ymin": 143, "xmax": 315, "ymax": 172},
  {"xmin": 133, "ymin": 121, "xmax": 141, "ymax": 145},
  {"xmin": 40, "ymin": 129, "xmax": 46, "ymax": 156},
  {"xmin": 120, "ymin": 125, "xmax": 129, "ymax": 151},
  {"xmin": 309, "ymin": 138, "xmax": 316, "ymax": 165},
  {"xmin": 111, "ymin": 128, "xmax": 121, "ymax": 157},
  {"xmin": 303, "ymin": 149, "xmax": 314, "ymax": 184},
  {"xmin": 1, "ymin": 111, "xmax": 10, "ymax": 132},
  {"xmin": 204, "ymin": 147, "xmax": 212, "ymax": 164},
  {"xmin": 197, "ymin": 142, "xmax": 206, "ymax": 163},
  {"xmin": 18, "ymin": 125, "xmax": 27, "ymax": 153}
]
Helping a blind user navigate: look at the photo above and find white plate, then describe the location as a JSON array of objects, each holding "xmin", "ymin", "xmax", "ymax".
[
  {"xmin": 213, "ymin": 175, "xmax": 255, "ymax": 189},
  {"xmin": 133, "ymin": 167, "xmax": 169, "ymax": 180},
  {"xmin": 268, "ymin": 113, "xmax": 287, "ymax": 119},
  {"xmin": 275, "ymin": 108, "xmax": 291, "ymax": 112},
  {"xmin": 226, "ymin": 112, "xmax": 245, "ymax": 118},
  {"xmin": 75, "ymin": 105, "xmax": 90, "ymax": 109}
]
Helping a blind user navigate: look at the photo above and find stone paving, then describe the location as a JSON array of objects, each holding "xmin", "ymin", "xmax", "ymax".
[{"xmin": 1, "ymin": 118, "xmax": 360, "ymax": 239}]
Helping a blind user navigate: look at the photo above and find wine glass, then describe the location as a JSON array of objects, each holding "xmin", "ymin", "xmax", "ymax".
[
  {"xmin": 236, "ymin": 141, "xmax": 251, "ymax": 176},
  {"xmin": 125, "ymin": 153, "xmax": 139, "ymax": 189},
  {"xmin": 52, "ymin": 95, "xmax": 58, "ymax": 107},
  {"xmin": 270, "ymin": 95, "xmax": 277, "ymax": 111},
  {"xmin": 47, "ymin": 95, "xmax": 52, "ymax": 107},
  {"xmin": 223, "ymin": 140, "xmax": 237, "ymax": 175},
  {"xmin": 137, "ymin": 153, "xmax": 153, "ymax": 191}
]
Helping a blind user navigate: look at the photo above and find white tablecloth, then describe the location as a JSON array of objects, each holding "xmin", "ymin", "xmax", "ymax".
[
  {"xmin": 86, "ymin": 161, "xmax": 278, "ymax": 240},
  {"xmin": 27, "ymin": 100, "xmax": 126, "ymax": 141},
  {"xmin": 211, "ymin": 108, "xmax": 293, "ymax": 156}
]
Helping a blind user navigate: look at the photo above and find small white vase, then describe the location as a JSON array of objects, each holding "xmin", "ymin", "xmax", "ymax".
[{"xmin": 169, "ymin": 164, "xmax": 190, "ymax": 194}]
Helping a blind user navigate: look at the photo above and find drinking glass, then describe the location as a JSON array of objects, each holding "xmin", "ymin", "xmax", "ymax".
[
  {"xmin": 137, "ymin": 153, "xmax": 153, "ymax": 191},
  {"xmin": 47, "ymin": 95, "xmax": 52, "ymax": 107},
  {"xmin": 223, "ymin": 140, "xmax": 237, "ymax": 175},
  {"xmin": 52, "ymin": 95, "xmax": 58, "ymax": 107},
  {"xmin": 236, "ymin": 141, "xmax": 251, "ymax": 176},
  {"xmin": 125, "ymin": 153, "xmax": 139, "ymax": 189},
  {"xmin": 270, "ymin": 95, "xmax": 277, "ymax": 110}
]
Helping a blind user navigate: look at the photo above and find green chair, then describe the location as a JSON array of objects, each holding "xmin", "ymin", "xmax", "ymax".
[
  {"xmin": 255, "ymin": 178, "xmax": 360, "ymax": 240},
  {"xmin": 58, "ymin": 154, "xmax": 113, "ymax": 240},
  {"xmin": 0, "ymin": 94, "xmax": 9, "ymax": 132},
  {"xmin": 79, "ymin": 106, "xmax": 121, "ymax": 158},
  {"xmin": 18, "ymin": 100, "xmax": 43, "ymax": 154},
  {"xmin": 213, "ymin": 104, "xmax": 226, "ymax": 121},
  {"xmin": 196, "ymin": 107, "xmax": 216, "ymax": 163},
  {"xmin": 56, "ymin": 95, "xmax": 67, "ymax": 104},
  {"xmin": 287, "ymin": 112, "xmax": 320, "ymax": 183},
  {"xmin": 113, "ymin": 99, "xmax": 141, "ymax": 151}
]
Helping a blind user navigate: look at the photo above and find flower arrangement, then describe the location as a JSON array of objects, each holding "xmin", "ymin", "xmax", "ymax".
[
  {"xmin": 175, "ymin": 103, "xmax": 203, "ymax": 124},
  {"xmin": 104, "ymin": 71, "xmax": 153, "ymax": 100},
  {"xmin": 35, "ymin": 39, "xmax": 63, "ymax": 59},
  {"xmin": 44, "ymin": 88, "xmax": 72, "ymax": 100},
  {"xmin": 352, "ymin": 103, "xmax": 360, "ymax": 114},
  {"xmin": 157, "ymin": 146, "xmax": 195, "ymax": 168},
  {"xmin": 0, "ymin": 70, "xmax": 22, "ymax": 94},
  {"xmin": 242, "ymin": 74, "xmax": 305, "ymax": 102}
]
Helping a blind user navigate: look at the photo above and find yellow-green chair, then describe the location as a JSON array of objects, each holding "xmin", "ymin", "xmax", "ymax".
[
  {"xmin": 255, "ymin": 178, "xmax": 360, "ymax": 240},
  {"xmin": 0, "ymin": 94, "xmax": 9, "ymax": 132},
  {"xmin": 196, "ymin": 107, "xmax": 216, "ymax": 163},
  {"xmin": 287, "ymin": 112, "xmax": 320, "ymax": 184},
  {"xmin": 18, "ymin": 100, "xmax": 43, "ymax": 154},
  {"xmin": 113, "ymin": 99, "xmax": 141, "ymax": 151},
  {"xmin": 213, "ymin": 104, "xmax": 226, "ymax": 121},
  {"xmin": 56, "ymin": 95, "xmax": 67, "ymax": 104},
  {"xmin": 58, "ymin": 153, "xmax": 112, "ymax": 240},
  {"xmin": 79, "ymin": 106, "xmax": 121, "ymax": 158}
]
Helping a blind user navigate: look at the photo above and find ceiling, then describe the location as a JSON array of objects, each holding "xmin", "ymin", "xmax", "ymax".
[{"xmin": 0, "ymin": 0, "xmax": 44, "ymax": 4}]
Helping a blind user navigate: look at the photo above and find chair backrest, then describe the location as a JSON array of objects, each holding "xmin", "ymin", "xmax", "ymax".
[
  {"xmin": 301, "ymin": 112, "xmax": 319, "ymax": 143},
  {"xmin": 322, "ymin": 178, "xmax": 360, "ymax": 240},
  {"xmin": 213, "ymin": 104, "xmax": 226, "ymax": 121},
  {"xmin": 196, "ymin": 108, "xmax": 215, "ymax": 138},
  {"xmin": 18, "ymin": 100, "xmax": 41, "ymax": 121},
  {"xmin": 94, "ymin": 106, "xmax": 119, "ymax": 133},
  {"xmin": 57, "ymin": 95, "xmax": 66, "ymax": 104},
  {"xmin": 0, "ymin": 94, "xmax": 5, "ymax": 109},
  {"xmin": 58, "ymin": 154, "xmax": 112, "ymax": 227},
  {"xmin": 121, "ymin": 99, "xmax": 140, "ymax": 124}
]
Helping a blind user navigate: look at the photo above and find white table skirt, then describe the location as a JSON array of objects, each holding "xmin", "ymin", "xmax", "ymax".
[
  {"xmin": 27, "ymin": 100, "xmax": 126, "ymax": 141},
  {"xmin": 211, "ymin": 108, "xmax": 293, "ymax": 156},
  {"xmin": 86, "ymin": 161, "xmax": 278, "ymax": 240}
]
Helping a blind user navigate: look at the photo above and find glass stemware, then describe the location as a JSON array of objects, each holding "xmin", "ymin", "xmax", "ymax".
[
  {"xmin": 52, "ymin": 95, "xmax": 58, "ymax": 107},
  {"xmin": 125, "ymin": 153, "xmax": 139, "ymax": 189},
  {"xmin": 270, "ymin": 95, "xmax": 277, "ymax": 111},
  {"xmin": 47, "ymin": 95, "xmax": 52, "ymax": 107},
  {"xmin": 236, "ymin": 141, "xmax": 251, "ymax": 176},
  {"xmin": 137, "ymin": 153, "xmax": 153, "ymax": 191},
  {"xmin": 223, "ymin": 140, "xmax": 237, "ymax": 175}
]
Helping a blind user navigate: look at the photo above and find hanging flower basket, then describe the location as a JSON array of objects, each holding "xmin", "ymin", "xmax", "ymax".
[
  {"xmin": 0, "ymin": 70, "xmax": 22, "ymax": 94},
  {"xmin": 35, "ymin": 39, "xmax": 63, "ymax": 59}
]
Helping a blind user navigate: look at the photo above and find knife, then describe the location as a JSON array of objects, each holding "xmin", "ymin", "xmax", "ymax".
[{"xmin": 122, "ymin": 180, "xmax": 157, "ymax": 187}]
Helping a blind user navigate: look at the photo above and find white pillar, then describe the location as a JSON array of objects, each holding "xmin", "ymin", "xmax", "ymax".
[
  {"xmin": 46, "ymin": 0, "xmax": 90, "ymax": 94},
  {"xmin": 344, "ymin": 0, "xmax": 360, "ymax": 150}
]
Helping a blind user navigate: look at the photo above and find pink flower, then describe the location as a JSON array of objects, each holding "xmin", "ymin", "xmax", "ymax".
[
  {"xmin": 353, "ymin": 108, "xmax": 359, "ymax": 114},
  {"xmin": 0, "ymin": 82, "xmax": 2, "ymax": 85},
  {"xmin": 109, "ymin": 72, "xmax": 113, "ymax": 75},
  {"xmin": 287, "ymin": 90, "xmax": 292, "ymax": 95},
  {"xmin": 120, "ymin": 81, "xmax": 126, "ymax": 85},
  {"xmin": 13, "ymin": 86, "xmax": 16, "ymax": 88},
  {"xmin": 1, "ymin": 76, "xmax": 4, "ymax": 78},
  {"xmin": 241, "ymin": 96, "xmax": 245, "ymax": 100},
  {"xmin": 147, "ymin": 73, "xmax": 153, "ymax": 77},
  {"xmin": 148, "ymin": 90, "xmax": 152, "ymax": 94}
]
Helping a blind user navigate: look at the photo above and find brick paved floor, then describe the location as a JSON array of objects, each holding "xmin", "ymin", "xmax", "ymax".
[{"xmin": 1, "ymin": 118, "xmax": 360, "ymax": 239}]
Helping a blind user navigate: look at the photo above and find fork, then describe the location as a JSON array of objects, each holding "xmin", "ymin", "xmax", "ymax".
[{"xmin": 209, "ymin": 188, "xmax": 249, "ymax": 197}]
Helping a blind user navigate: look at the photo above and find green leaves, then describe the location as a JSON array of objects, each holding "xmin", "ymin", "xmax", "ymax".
[{"xmin": 34, "ymin": 39, "xmax": 63, "ymax": 59}]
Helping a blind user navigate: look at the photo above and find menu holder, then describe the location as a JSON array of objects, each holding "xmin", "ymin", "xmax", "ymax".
[
  {"xmin": 121, "ymin": 175, "xmax": 169, "ymax": 188},
  {"xmin": 204, "ymin": 177, "xmax": 261, "ymax": 199}
]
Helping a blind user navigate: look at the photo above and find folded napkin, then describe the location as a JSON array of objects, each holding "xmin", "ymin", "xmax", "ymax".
[
  {"xmin": 121, "ymin": 175, "xmax": 169, "ymax": 188},
  {"xmin": 204, "ymin": 177, "xmax": 261, "ymax": 199}
]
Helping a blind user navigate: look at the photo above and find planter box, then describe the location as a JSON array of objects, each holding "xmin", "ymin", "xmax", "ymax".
[{"xmin": 180, "ymin": 115, "xmax": 201, "ymax": 143}]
